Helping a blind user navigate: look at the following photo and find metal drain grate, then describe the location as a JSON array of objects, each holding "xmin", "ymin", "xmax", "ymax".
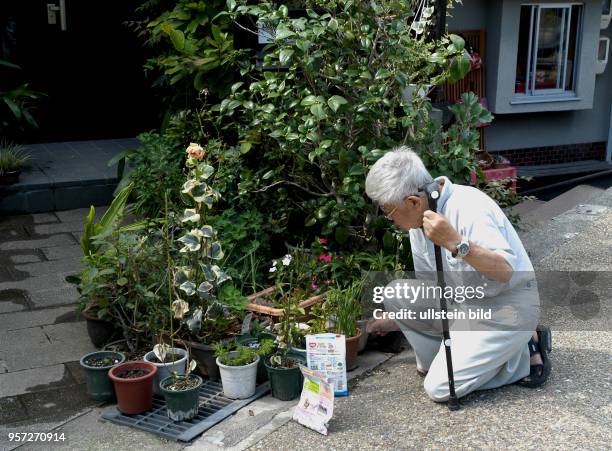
[{"xmin": 102, "ymin": 380, "xmax": 270, "ymax": 442}]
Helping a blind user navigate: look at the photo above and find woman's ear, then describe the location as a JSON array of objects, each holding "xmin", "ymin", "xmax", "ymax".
[{"xmin": 405, "ymin": 195, "xmax": 421, "ymax": 208}]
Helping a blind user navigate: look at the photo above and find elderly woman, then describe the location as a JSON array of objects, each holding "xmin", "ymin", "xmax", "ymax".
[{"xmin": 365, "ymin": 147, "xmax": 552, "ymax": 402}]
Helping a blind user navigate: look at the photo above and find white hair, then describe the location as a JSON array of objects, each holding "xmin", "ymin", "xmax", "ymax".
[{"xmin": 365, "ymin": 146, "xmax": 433, "ymax": 206}]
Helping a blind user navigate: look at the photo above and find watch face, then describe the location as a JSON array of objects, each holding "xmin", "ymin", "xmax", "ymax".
[{"xmin": 457, "ymin": 242, "xmax": 470, "ymax": 256}]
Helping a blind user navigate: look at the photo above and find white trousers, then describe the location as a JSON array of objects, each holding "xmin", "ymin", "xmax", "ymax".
[{"xmin": 383, "ymin": 280, "xmax": 538, "ymax": 402}]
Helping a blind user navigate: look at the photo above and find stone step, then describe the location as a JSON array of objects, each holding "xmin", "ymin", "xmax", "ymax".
[{"xmin": 520, "ymin": 184, "xmax": 605, "ymax": 230}]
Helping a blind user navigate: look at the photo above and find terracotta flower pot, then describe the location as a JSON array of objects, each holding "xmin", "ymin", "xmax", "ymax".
[
  {"xmin": 108, "ymin": 361, "xmax": 157, "ymax": 415},
  {"xmin": 345, "ymin": 328, "xmax": 362, "ymax": 371}
]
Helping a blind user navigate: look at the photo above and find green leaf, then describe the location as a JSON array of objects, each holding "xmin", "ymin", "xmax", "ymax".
[
  {"xmin": 279, "ymin": 49, "xmax": 294, "ymax": 65},
  {"xmin": 300, "ymin": 95, "xmax": 318, "ymax": 106},
  {"xmin": 179, "ymin": 281, "xmax": 196, "ymax": 296},
  {"xmin": 374, "ymin": 68, "xmax": 392, "ymax": 80},
  {"xmin": 275, "ymin": 27, "xmax": 295, "ymax": 40},
  {"xmin": 449, "ymin": 34, "xmax": 465, "ymax": 51},
  {"xmin": 240, "ymin": 141, "xmax": 252, "ymax": 153},
  {"xmin": 327, "ymin": 95, "xmax": 348, "ymax": 112},
  {"xmin": 200, "ymin": 225, "xmax": 215, "ymax": 238},
  {"xmin": 262, "ymin": 170, "xmax": 274, "ymax": 180},
  {"xmin": 310, "ymin": 103, "xmax": 327, "ymax": 120},
  {"xmin": 181, "ymin": 208, "xmax": 200, "ymax": 223},
  {"xmin": 117, "ymin": 277, "xmax": 128, "ymax": 286},
  {"xmin": 161, "ymin": 23, "xmax": 185, "ymax": 51},
  {"xmin": 208, "ymin": 242, "xmax": 224, "ymax": 260},
  {"xmin": 178, "ymin": 233, "xmax": 201, "ymax": 252}
]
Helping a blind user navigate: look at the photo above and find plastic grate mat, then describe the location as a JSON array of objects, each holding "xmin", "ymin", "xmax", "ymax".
[{"xmin": 102, "ymin": 380, "xmax": 270, "ymax": 442}]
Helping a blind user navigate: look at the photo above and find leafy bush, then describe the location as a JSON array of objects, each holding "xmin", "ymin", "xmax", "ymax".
[{"xmin": 214, "ymin": 339, "xmax": 274, "ymax": 366}]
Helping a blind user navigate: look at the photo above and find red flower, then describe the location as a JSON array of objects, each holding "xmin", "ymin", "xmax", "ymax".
[
  {"xmin": 318, "ymin": 254, "xmax": 332, "ymax": 262},
  {"xmin": 318, "ymin": 237, "xmax": 328, "ymax": 245}
]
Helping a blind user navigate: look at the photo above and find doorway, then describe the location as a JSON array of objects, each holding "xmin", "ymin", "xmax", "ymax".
[{"xmin": 0, "ymin": 0, "xmax": 159, "ymax": 143}]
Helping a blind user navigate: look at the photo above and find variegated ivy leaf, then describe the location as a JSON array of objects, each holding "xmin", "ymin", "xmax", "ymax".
[
  {"xmin": 153, "ymin": 343, "xmax": 169, "ymax": 362},
  {"xmin": 202, "ymin": 195, "xmax": 216, "ymax": 209},
  {"xmin": 181, "ymin": 208, "xmax": 200, "ymax": 223},
  {"xmin": 198, "ymin": 163, "xmax": 214, "ymax": 180},
  {"xmin": 200, "ymin": 225, "xmax": 215, "ymax": 238},
  {"xmin": 175, "ymin": 267, "xmax": 191, "ymax": 284},
  {"xmin": 200, "ymin": 263, "xmax": 216, "ymax": 281},
  {"xmin": 422, "ymin": 6, "xmax": 434, "ymax": 19},
  {"xmin": 177, "ymin": 230, "xmax": 202, "ymax": 252},
  {"xmin": 197, "ymin": 281, "xmax": 214, "ymax": 300},
  {"xmin": 188, "ymin": 359, "xmax": 197, "ymax": 374},
  {"xmin": 179, "ymin": 280, "xmax": 196, "ymax": 296},
  {"xmin": 207, "ymin": 242, "xmax": 224, "ymax": 260},
  {"xmin": 212, "ymin": 265, "xmax": 231, "ymax": 284},
  {"xmin": 205, "ymin": 302, "xmax": 225, "ymax": 318},
  {"xmin": 186, "ymin": 308, "xmax": 202, "ymax": 333},
  {"xmin": 181, "ymin": 179, "xmax": 199, "ymax": 195},
  {"xmin": 171, "ymin": 299, "xmax": 189, "ymax": 319},
  {"xmin": 191, "ymin": 184, "xmax": 209, "ymax": 203}
]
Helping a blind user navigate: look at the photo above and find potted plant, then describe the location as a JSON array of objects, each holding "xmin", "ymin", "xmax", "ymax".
[
  {"xmin": 236, "ymin": 323, "xmax": 276, "ymax": 383},
  {"xmin": 79, "ymin": 350, "xmax": 125, "ymax": 401},
  {"xmin": 166, "ymin": 145, "xmax": 248, "ymax": 380},
  {"xmin": 214, "ymin": 339, "xmax": 273, "ymax": 399},
  {"xmin": 108, "ymin": 360, "xmax": 157, "ymax": 415},
  {"xmin": 159, "ymin": 359, "xmax": 202, "ymax": 421},
  {"xmin": 264, "ymin": 297, "xmax": 307, "ymax": 401},
  {"xmin": 144, "ymin": 343, "xmax": 188, "ymax": 396},
  {"xmin": 327, "ymin": 281, "xmax": 363, "ymax": 371},
  {"xmin": 0, "ymin": 141, "xmax": 30, "ymax": 185}
]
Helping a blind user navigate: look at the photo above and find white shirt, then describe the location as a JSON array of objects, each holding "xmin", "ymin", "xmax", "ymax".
[{"xmin": 408, "ymin": 176, "xmax": 534, "ymax": 298}]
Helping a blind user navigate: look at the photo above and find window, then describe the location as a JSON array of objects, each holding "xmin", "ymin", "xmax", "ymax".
[{"xmin": 515, "ymin": 4, "xmax": 583, "ymax": 97}]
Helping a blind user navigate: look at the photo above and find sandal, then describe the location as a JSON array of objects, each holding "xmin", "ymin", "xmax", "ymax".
[
  {"xmin": 516, "ymin": 325, "xmax": 552, "ymax": 388},
  {"xmin": 416, "ymin": 368, "xmax": 428, "ymax": 378}
]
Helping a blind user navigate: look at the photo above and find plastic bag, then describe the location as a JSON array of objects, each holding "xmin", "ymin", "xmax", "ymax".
[{"xmin": 292, "ymin": 366, "xmax": 334, "ymax": 435}]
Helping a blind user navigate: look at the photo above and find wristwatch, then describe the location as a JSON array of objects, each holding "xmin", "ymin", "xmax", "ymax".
[{"xmin": 452, "ymin": 237, "xmax": 470, "ymax": 259}]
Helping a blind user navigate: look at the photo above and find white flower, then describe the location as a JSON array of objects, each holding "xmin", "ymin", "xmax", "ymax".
[
  {"xmin": 269, "ymin": 266, "xmax": 277, "ymax": 273},
  {"xmin": 172, "ymin": 299, "xmax": 190, "ymax": 319},
  {"xmin": 272, "ymin": 260, "xmax": 278, "ymax": 266},
  {"xmin": 186, "ymin": 143, "xmax": 205, "ymax": 160},
  {"xmin": 282, "ymin": 254, "xmax": 292, "ymax": 266}
]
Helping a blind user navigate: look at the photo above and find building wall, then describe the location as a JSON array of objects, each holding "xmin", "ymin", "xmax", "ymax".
[{"xmin": 448, "ymin": 0, "xmax": 612, "ymax": 155}]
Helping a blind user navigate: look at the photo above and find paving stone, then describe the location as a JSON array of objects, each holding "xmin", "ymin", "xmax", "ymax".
[
  {"xmin": 8, "ymin": 253, "xmax": 44, "ymax": 264},
  {"xmin": 0, "ymin": 340, "xmax": 95, "ymax": 372},
  {"xmin": 0, "ymin": 189, "xmax": 56, "ymax": 214},
  {"xmin": 0, "ymin": 272, "xmax": 75, "ymax": 294},
  {"xmin": 53, "ymin": 185, "xmax": 115, "ymax": 212},
  {"xmin": 0, "ymin": 289, "xmax": 29, "ymax": 314},
  {"xmin": 27, "ymin": 286, "xmax": 80, "ymax": 309},
  {"xmin": 0, "ymin": 306, "xmax": 79, "ymax": 331},
  {"xmin": 64, "ymin": 361, "xmax": 86, "ymax": 385},
  {"xmin": 0, "ymin": 267, "xmax": 12, "ymax": 283},
  {"xmin": 0, "ymin": 327, "xmax": 49, "ymax": 349},
  {"xmin": 40, "ymin": 245, "xmax": 82, "ymax": 261},
  {"xmin": 0, "ymin": 364, "xmax": 69, "ymax": 398},
  {"xmin": 8, "ymin": 259, "xmax": 83, "ymax": 279},
  {"xmin": 25, "ymin": 221, "xmax": 85, "ymax": 236},
  {"xmin": 42, "ymin": 322, "xmax": 89, "ymax": 345},
  {"xmin": 16, "ymin": 383, "xmax": 96, "ymax": 425},
  {"xmin": 0, "ymin": 234, "xmax": 76, "ymax": 251},
  {"xmin": 0, "ymin": 396, "xmax": 28, "ymax": 425},
  {"xmin": 0, "ymin": 213, "xmax": 58, "ymax": 229},
  {"xmin": 0, "ymin": 228, "xmax": 28, "ymax": 242}
]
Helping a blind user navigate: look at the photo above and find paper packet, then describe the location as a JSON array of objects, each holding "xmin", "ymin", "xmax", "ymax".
[
  {"xmin": 292, "ymin": 366, "xmax": 334, "ymax": 435},
  {"xmin": 305, "ymin": 333, "xmax": 348, "ymax": 396}
]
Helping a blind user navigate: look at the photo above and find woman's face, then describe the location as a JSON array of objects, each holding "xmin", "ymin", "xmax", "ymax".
[{"xmin": 381, "ymin": 195, "xmax": 425, "ymax": 230}]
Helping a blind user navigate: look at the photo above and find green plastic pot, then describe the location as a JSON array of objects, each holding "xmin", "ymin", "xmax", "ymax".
[
  {"xmin": 264, "ymin": 352, "xmax": 306, "ymax": 401},
  {"xmin": 79, "ymin": 351, "xmax": 126, "ymax": 401},
  {"xmin": 160, "ymin": 374, "xmax": 203, "ymax": 421},
  {"xmin": 236, "ymin": 332, "xmax": 276, "ymax": 383}
]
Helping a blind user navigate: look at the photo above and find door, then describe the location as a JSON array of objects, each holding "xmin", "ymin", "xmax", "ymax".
[{"xmin": 0, "ymin": 0, "xmax": 159, "ymax": 142}]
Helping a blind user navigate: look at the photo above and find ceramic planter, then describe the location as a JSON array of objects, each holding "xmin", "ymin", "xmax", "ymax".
[
  {"xmin": 159, "ymin": 374, "xmax": 203, "ymax": 421},
  {"xmin": 79, "ymin": 351, "xmax": 125, "ymax": 401},
  {"xmin": 345, "ymin": 328, "xmax": 362, "ymax": 371},
  {"xmin": 0, "ymin": 170, "xmax": 20, "ymax": 185},
  {"xmin": 245, "ymin": 286, "xmax": 326, "ymax": 319},
  {"xmin": 143, "ymin": 347, "xmax": 188, "ymax": 396},
  {"xmin": 82, "ymin": 308, "xmax": 117, "ymax": 348},
  {"xmin": 216, "ymin": 354, "xmax": 259, "ymax": 399},
  {"xmin": 264, "ymin": 352, "xmax": 306, "ymax": 401},
  {"xmin": 108, "ymin": 361, "xmax": 157, "ymax": 415},
  {"xmin": 187, "ymin": 341, "xmax": 220, "ymax": 381},
  {"xmin": 236, "ymin": 334, "xmax": 275, "ymax": 383}
]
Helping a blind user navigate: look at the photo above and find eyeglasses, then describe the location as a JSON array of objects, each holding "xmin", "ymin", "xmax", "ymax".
[{"xmin": 381, "ymin": 204, "xmax": 400, "ymax": 220}]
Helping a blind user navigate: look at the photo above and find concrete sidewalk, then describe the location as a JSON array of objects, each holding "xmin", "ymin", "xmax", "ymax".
[{"xmin": 1, "ymin": 189, "xmax": 611, "ymax": 450}]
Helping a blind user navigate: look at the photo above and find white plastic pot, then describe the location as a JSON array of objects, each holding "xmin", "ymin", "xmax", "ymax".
[
  {"xmin": 144, "ymin": 347, "xmax": 188, "ymax": 396},
  {"xmin": 216, "ymin": 354, "xmax": 259, "ymax": 399}
]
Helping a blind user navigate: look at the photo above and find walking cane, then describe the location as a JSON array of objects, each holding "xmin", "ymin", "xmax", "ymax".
[{"xmin": 420, "ymin": 181, "xmax": 460, "ymax": 411}]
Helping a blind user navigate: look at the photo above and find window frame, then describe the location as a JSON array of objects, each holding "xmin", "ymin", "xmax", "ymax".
[{"xmin": 515, "ymin": 2, "xmax": 584, "ymax": 99}]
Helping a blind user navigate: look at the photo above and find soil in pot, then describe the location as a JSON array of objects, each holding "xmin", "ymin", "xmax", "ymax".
[
  {"xmin": 144, "ymin": 347, "xmax": 188, "ymax": 396},
  {"xmin": 216, "ymin": 355, "xmax": 259, "ymax": 399},
  {"xmin": 108, "ymin": 361, "xmax": 157, "ymax": 415},
  {"xmin": 160, "ymin": 374, "xmax": 203, "ymax": 421},
  {"xmin": 345, "ymin": 328, "xmax": 362, "ymax": 371},
  {"xmin": 80, "ymin": 351, "xmax": 125, "ymax": 401},
  {"xmin": 264, "ymin": 353, "xmax": 305, "ymax": 401}
]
